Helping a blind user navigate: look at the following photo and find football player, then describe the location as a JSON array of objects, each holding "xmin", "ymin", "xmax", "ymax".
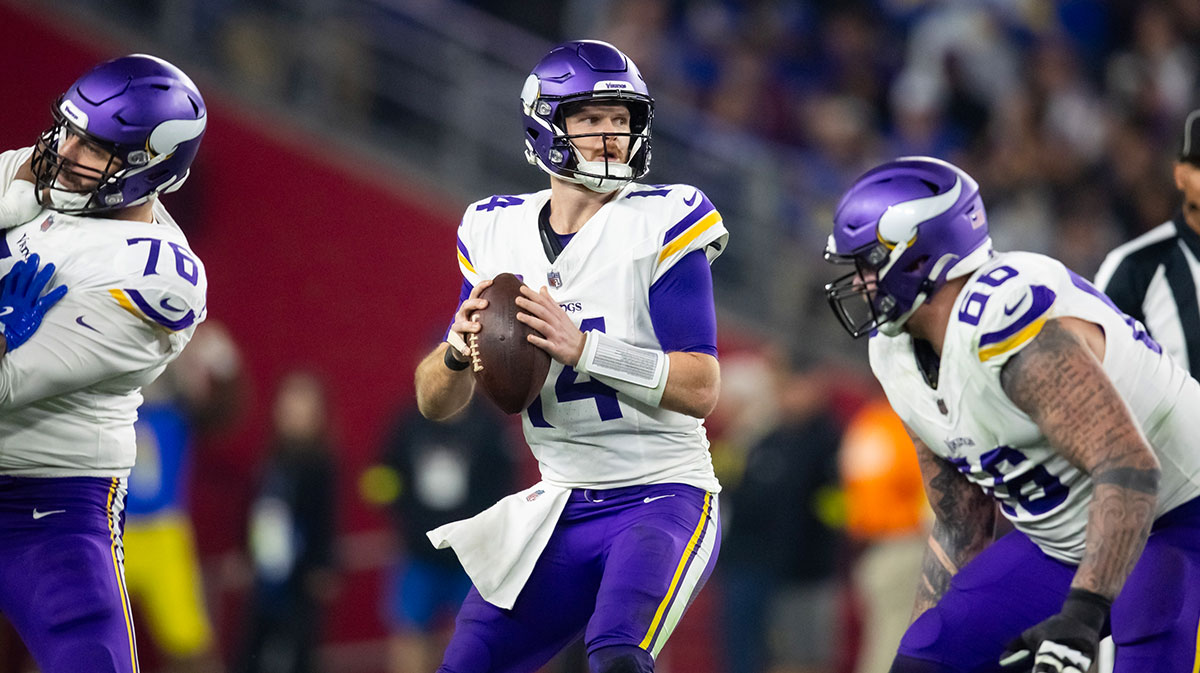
[
  {"xmin": 413, "ymin": 40, "xmax": 727, "ymax": 673},
  {"xmin": 823, "ymin": 156, "xmax": 1200, "ymax": 672},
  {"xmin": 0, "ymin": 54, "xmax": 208, "ymax": 672}
]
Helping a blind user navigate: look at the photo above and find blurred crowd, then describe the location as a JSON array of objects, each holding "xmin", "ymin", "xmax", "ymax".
[
  {"xmin": 82, "ymin": 0, "xmax": 1200, "ymax": 282},
  {"xmin": 542, "ymin": 0, "xmax": 1200, "ymax": 278}
]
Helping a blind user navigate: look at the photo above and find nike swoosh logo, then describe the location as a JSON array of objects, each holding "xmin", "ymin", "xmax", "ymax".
[
  {"xmin": 0, "ymin": 307, "xmax": 12, "ymax": 318},
  {"xmin": 643, "ymin": 494, "xmax": 676, "ymax": 504},
  {"xmin": 683, "ymin": 191, "xmax": 698, "ymax": 207},
  {"xmin": 1003, "ymin": 298, "xmax": 1025, "ymax": 316},
  {"xmin": 32, "ymin": 509, "xmax": 66, "ymax": 520},
  {"xmin": 75, "ymin": 315, "xmax": 100, "ymax": 333}
]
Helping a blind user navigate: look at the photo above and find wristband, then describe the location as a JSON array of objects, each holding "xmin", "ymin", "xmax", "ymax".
[
  {"xmin": 443, "ymin": 343, "xmax": 470, "ymax": 371},
  {"xmin": 576, "ymin": 330, "xmax": 666, "ymax": 387},
  {"xmin": 575, "ymin": 330, "xmax": 670, "ymax": 407},
  {"xmin": 1062, "ymin": 588, "xmax": 1112, "ymax": 633}
]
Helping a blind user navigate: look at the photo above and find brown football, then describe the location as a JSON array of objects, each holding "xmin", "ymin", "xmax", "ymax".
[{"xmin": 469, "ymin": 273, "xmax": 552, "ymax": 414}]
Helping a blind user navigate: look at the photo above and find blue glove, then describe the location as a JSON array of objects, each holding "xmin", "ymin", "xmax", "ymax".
[
  {"xmin": 999, "ymin": 589, "xmax": 1110, "ymax": 673},
  {"xmin": 0, "ymin": 253, "xmax": 68, "ymax": 352}
]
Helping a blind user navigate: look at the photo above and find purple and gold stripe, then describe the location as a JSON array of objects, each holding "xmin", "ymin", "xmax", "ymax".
[
  {"xmin": 659, "ymin": 194, "xmax": 722, "ymax": 265},
  {"xmin": 457, "ymin": 236, "xmax": 476, "ymax": 276},
  {"xmin": 109, "ymin": 289, "xmax": 197, "ymax": 332},
  {"xmin": 105, "ymin": 478, "xmax": 139, "ymax": 673},
  {"xmin": 978, "ymin": 285, "xmax": 1057, "ymax": 362},
  {"xmin": 639, "ymin": 492, "xmax": 715, "ymax": 655}
]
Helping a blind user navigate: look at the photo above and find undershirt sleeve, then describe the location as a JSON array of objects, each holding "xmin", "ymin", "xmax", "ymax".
[{"xmin": 648, "ymin": 249, "xmax": 718, "ymax": 356}]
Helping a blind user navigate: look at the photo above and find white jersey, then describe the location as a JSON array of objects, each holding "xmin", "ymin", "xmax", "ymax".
[
  {"xmin": 456, "ymin": 183, "xmax": 728, "ymax": 492},
  {"xmin": 0, "ymin": 148, "xmax": 207, "ymax": 477},
  {"xmin": 871, "ymin": 251, "xmax": 1200, "ymax": 562}
]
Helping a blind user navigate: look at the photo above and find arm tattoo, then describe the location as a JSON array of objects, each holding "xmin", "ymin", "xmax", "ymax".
[
  {"xmin": 910, "ymin": 433, "xmax": 995, "ymax": 621},
  {"xmin": 1000, "ymin": 319, "xmax": 1160, "ymax": 598}
]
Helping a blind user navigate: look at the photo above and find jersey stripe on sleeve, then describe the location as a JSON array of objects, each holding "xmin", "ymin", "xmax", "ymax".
[
  {"xmin": 659, "ymin": 192, "xmax": 720, "ymax": 265},
  {"xmin": 457, "ymin": 235, "xmax": 477, "ymax": 276},
  {"xmin": 978, "ymin": 285, "xmax": 1056, "ymax": 362},
  {"xmin": 109, "ymin": 289, "xmax": 198, "ymax": 332}
]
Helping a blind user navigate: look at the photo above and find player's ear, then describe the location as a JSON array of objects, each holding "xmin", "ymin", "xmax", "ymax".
[{"xmin": 1174, "ymin": 162, "xmax": 1190, "ymax": 191}]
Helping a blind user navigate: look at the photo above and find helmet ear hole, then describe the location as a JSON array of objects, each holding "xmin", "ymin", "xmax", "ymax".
[{"xmin": 905, "ymin": 255, "xmax": 929, "ymax": 273}]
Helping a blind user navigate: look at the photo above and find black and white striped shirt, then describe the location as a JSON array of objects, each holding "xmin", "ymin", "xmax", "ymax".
[{"xmin": 1095, "ymin": 212, "xmax": 1200, "ymax": 378}]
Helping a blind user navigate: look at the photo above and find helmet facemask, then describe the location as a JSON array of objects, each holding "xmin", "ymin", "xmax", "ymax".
[
  {"xmin": 527, "ymin": 94, "xmax": 652, "ymax": 193},
  {"xmin": 824, "ymin": 241, "xmax": 910, "ymax": 338},
  {"xmin": 32, "ymin": 105, "xmax": 129, "ymax": 214}
]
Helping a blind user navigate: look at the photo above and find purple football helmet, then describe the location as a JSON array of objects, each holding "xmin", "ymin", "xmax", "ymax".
[
  {"xmin": 31, "ymin": 53, "xmax": 206, "ymax": 214},
  {"xmin": 824, "ymin": 156, "xmax": 993, "ymax": 338},
  {"xmin": 521, "ymin": 40, "xmax": 652, "ymax": 193}
]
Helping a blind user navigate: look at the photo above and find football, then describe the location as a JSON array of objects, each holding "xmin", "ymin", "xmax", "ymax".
[{"xmin": 469, "ymin": 273, "xmax": 552, "ymax": 414}]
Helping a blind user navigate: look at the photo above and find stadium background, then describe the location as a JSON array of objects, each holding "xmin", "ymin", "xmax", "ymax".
[{"xmin": 0, "ymin": 1, "xmax": 1196, "ymax": 671}]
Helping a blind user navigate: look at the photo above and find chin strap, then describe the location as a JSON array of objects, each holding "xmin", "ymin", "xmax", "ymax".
[
  {"xmin": 574, "ymin": 161, "xmax": 632, "ymax": 193},
  {"xmin": 41, "ymin": 184, "xmax": 94, "ymax": 212}
]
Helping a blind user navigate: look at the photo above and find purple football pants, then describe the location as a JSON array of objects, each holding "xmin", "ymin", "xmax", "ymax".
[
  {"xmin": 0, "ymin": 476, "xmax": 137, "ymax": 673},
  {"xmin": 897, "ymin": 496, "xmax": 1200, "ymax": 672},
  {"xmin": 437, "ymin": 483, "xmax": 720, "ymax": 673}
]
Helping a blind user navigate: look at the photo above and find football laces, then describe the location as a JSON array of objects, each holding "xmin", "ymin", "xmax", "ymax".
[{"xmin": 468, "ymin": 332, "xmax": 483, "ymax": 372}]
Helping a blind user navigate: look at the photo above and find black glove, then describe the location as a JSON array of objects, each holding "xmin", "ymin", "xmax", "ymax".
[{"xmin": 999, "ymin": 588, "xmax": 1110, "ymax": 673}]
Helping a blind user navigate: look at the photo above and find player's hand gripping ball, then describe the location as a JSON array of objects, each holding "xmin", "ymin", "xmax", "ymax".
[{"xmin": 469, "ymin": 273, "xmax": 551, "ymax": 414}]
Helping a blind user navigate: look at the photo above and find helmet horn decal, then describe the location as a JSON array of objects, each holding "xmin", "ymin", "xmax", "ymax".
[
  {"xmin": 878, "ymin": 177, "xmax": 962, "ymax": 246},
  {"xmin": 148, "ymin": 116, "xmax": 206, "ymax": 156}
]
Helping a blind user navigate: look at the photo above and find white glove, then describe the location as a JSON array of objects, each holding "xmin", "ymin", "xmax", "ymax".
[{"xmin": 0, "ymin": 180, "xmax": 41, "ymax": 228}]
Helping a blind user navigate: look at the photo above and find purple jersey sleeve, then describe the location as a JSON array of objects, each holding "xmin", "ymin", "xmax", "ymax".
[{"xmin": 649, "ymin": 249, "xmax": 718, "ymax": 356}]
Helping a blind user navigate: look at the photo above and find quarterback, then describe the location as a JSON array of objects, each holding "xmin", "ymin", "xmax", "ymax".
[
  {"xmin": 413, "ymin": 40, "xmax": 727, "ymax": 673},
  {"xmin": 0, "ymin": 54, "xmax": 207, "ymax": 672},
  {"xmin": 823, "ymin": 156, "xmax": 1200, "ymax": 672}
]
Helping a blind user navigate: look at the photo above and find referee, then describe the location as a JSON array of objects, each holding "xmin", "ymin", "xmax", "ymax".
[{"xmin": 1095, "ymin": 108, "xmax": 1200, "ymax": 378}]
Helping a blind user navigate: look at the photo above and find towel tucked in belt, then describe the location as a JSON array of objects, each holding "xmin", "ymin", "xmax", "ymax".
[{"xmin": 427, "ymin": 481, "xmax": 570, "ymax": 609}]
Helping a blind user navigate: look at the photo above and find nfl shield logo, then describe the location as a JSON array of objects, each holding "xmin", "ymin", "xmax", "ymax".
[{"xmin": 547, "ymin": 270, "xmax": 563, "ymax": 288}]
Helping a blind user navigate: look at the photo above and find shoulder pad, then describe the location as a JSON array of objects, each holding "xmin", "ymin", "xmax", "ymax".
[
  {"xmin": 110, "ymin": 237, "xmax": 207, "ymax": 333},
  {"xmin": 652, "ymin": 185, "xmax": 728, "ymax": 282},
  {"xmin": 959, "ymin": 262, "xmax": 1058, "ymax": 367},
  {"xmin": 467, "ymin": 193, "xmax": 540, "ymax": 216}
]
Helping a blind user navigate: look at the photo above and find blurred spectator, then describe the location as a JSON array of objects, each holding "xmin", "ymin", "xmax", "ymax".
[
  {"xmin": 1106, "ymin": 3, "xmax": 1198, "ymax": 132},
  {"xmin": 838, "ymin": 398, "xmax": 928, "ymax": 673},
  {"xmin": 1096, "ymin": 108, "xmax": 1200, "ymax": 379},
  {"xmin": 367, "ymin": 398, "xmax": 516, "ymax": 673},
  {"xmin": 126, "ymin": 321, "xmax": 246, "ymax": 673},
  {"xmin": 236, "ymin": 371, "xmax": 339, "ymax": 673},
  {"xmin": 719, "ymin": 358, "xmax": 844, "ymax": 673}
]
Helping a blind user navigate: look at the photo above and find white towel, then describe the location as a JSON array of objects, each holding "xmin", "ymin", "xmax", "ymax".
[{"xmin": 427, "ymin": 482, "xmax": 570, "ymax": 609}]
